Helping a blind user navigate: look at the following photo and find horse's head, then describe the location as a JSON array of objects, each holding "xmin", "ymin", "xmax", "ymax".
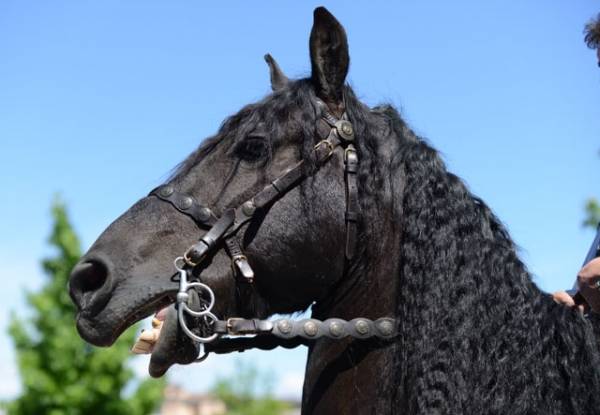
[{"xmin": 69, "ymin": 7, "xmax": 391, "ymax": 376}]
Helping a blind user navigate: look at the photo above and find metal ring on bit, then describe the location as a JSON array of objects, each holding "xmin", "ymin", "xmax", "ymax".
[{"xmin": 174, "ymin": 257, "xmax": 219, "ymax": 344}]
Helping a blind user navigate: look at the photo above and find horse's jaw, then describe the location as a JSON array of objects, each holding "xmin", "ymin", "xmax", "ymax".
[{"xmin": 146, "ymin": 305, "xmax": 199, "ymax": 377}]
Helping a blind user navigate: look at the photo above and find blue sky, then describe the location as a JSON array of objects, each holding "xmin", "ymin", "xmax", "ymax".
[{"xmin": 0, "ymin": 1, "xmax": 599, "ymax": 401}]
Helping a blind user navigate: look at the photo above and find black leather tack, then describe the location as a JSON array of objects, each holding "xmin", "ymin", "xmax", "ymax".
[
  {"xmin": 149, "ymin": 187, "xmax": 216, "ymax": 226},
  {"xmin": 344, "ymin": 142, "xmax": 359, "ymax": 259},
  {"xmin": 183, "ymin": 209, "xmax": 235, "ymax": 265},
  {"xmin": 185, "ymin": 240, "xmax": 209, "ymax": 265},
  {"xmin": 151, "ymin": 104, "xmax": 392, "ymax": 355}
]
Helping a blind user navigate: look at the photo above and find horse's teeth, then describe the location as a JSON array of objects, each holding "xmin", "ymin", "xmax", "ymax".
[
  {"xmin": 152, "ymin": 318, "xmax": 161, "ymax": 328},
  {"xmin": 131, "ymin": 323, "xmax": 163, "ymax": 354},
  {"xmin": 139, "ymin": 329, "xmax": 159, "ymax": 342},
  {"xmin": 131, "ymin": 340, "xmax": 153, "ymax": 354}
]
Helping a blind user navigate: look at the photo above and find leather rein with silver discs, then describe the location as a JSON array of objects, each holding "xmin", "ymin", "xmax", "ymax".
[{"xmin": 149, "ymin": 99, "xmax": 397, "ymax": 360}]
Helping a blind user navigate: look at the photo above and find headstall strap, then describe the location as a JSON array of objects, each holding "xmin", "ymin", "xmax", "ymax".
[
  {"xmin": 150, "ymin": 185, "xmax": 218, "ymax": 226},
  {"xmin": 149, "ymin": 99, "xmax": 397, "ymax": 360}
]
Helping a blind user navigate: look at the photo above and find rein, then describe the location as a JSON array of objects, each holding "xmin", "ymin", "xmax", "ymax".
[{"xmin": 149, "ymin": 100, "xmax": 397, "ymax": 360}]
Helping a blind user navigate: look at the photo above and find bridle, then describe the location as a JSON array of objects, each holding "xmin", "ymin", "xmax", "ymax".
[{"xmin": 149, "ymin": 99, "xmax": 397, "ymax": 360}]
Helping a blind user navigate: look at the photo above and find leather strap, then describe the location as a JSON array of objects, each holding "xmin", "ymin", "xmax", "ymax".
[
  {"xmin": 152, "ymin": 102, "xmax": 379, "ymax": 357},
  {"xmin": 184, "ymin": 209, "xmax": 235, "ymax": 265},
  {"xmin": 209, "ymin": 317, "xmax": 396, "ymax": 339},
  {"xmin": 344, "ymin": 144, "xmax": 359, "ymax": 259},
  {"xmin": 253, "ymin": 161, "xmax": 306, "ymax": 209},
  {"xmin": 214, "ymin": 318, "xmax": 274, "ymax": 335},
  {"xmin": 251, "ymin": 130, "xmax": 340, "ymax": 210},
  {"xmin": 225, "ymin": 238, "xmax": 255, "ymax": 282},
  {"xmin": 150, "ymin": 185, "xmax": 217, "ymax": 226}
]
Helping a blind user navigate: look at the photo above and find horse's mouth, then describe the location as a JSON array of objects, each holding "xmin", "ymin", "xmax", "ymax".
[
  {"xmin": 130, "ymin": 287, "xmax": 221, "ymax": 377},
  {"xmin": 142, "ymin": 304, "xmax": 200, "ymax": 377},
  {"xmin": 76, "ymin": 289, "xmax": 207, "ymax": 377}
]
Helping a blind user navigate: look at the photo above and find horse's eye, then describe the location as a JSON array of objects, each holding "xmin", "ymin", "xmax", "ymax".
[{"xmin": 235, "ymin": 136, "xmax": 269, "ymax": 164}]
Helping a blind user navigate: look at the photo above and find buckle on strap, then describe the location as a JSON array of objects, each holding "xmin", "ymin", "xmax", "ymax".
[
  {"xmin": 314, "ymin": 139, "xmax": 335, "ymax": 159},
  {"xmin": 344, "ymin": 147, "xmax": 358, "ymax": 164},
  {"xmin": 226, "ymin": 318, "xmax": 274, "ymax": 335}
]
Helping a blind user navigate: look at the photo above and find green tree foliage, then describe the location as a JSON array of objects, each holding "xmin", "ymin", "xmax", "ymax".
[
  {"xmin": 582, "ymin": 150, "xmax": 600, "ymax": 228},
  {"xmin": 7, "ymin": 199, "xmax": 164, "ymax": 415},
  {"xmin": 583, "ymin": 198, "xmax": 600, "ymax": 229},
  {"xmin": 211, "ymin": 361, "xmax": 291, "ymax": 415}
]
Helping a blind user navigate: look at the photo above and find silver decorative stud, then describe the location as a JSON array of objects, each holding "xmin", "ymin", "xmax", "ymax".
[
  {"xmin": 242, "ymin": 200, "xmax": 256, "ymax": 216},
  {"xmin": 377, "ymin": 320, "xmax": 394, "ymax": 336},
  {"xmin": 342, "ymin": 123, "xmax": 353, "ymax": 136},
  {"xmin": 336, "ymin": 120, "xmax": 355, "ymax": 141},
  {"xmin": 303, "ymin": 321, "xmax": 318, "ymax": 337},
  {"xmin": 159, "ymin": 185, "xmax": 174, "ymax": 197},
  {"xmin": 277, "ymin": 320, "xmax": 292, "ymax": 334},
  {"xmin": 180, "ymin": 196, "xmax": 193, "ymax": 210},
  {"xmin": 198, "ymin": 207, "xmax": 212, "ymax": 222},
  {"xmin": 329, "ymin": 321, "xmax": 343, "ymax": 337},
  {"xmin": 355, "ymin": 319, "xmax": 370, "ymax": 335}
]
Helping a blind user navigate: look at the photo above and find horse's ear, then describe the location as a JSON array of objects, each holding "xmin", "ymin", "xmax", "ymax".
[
  {"xmin": 309, "ymin": 7, "xmax": 349, "ymax": 109},
  {"xmin": 264, "ymin": 54, "xmax": 289, "ymax": 91}
]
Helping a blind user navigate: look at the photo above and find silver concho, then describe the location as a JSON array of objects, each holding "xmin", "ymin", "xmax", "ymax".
[
  {"xmin": 335, "ymin": 120, "xmax": 354, "ymax": 141},
  {"xmin": 242, "ymin": 200, "xmax": 256, "ymax": 216},
  {"xmin": 377, "ymin": 319, "xmax": 394, "ymax": 336},
  {"xmin": 179, "ymin": 196, "xmax": 193, "ymax": 210},
  {"xmin": 329, "ymin": 321, "xmax": 343, "ymax": 337},
  {"xmin": 159, "ymin": 185, "xmax": 174, "ymax": 197},
  {"xmin": 304, "ymin": 321, "xmax": 318, "ymax": 337},
  {"xmin": 278, "ymin": 319, "xmax": 292, "ymax": 334},
  {"xmin": 355, "ymin": 319, "xmax": 370, "ymax": 335}
]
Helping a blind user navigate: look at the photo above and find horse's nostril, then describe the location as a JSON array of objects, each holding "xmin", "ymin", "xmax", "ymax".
[
  {"xmin": 74, "ymin": 261, "xmax": 108, "ymax": 292},
  {"xmin": 69, "ymin": 260, "xmax": 111, "ymax": 311}
]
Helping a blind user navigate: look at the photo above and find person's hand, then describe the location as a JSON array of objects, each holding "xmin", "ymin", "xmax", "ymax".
[
  {"xmin": 552, "ymin": 290, "xmax": 585, "ymax": 312},
  {"xmin": 552, "ymin": 258, "xmax": 600, "ymax": 312},
  {"xmin": 577, "ymin": 257, "xmax": 600, "ymax": 289}
]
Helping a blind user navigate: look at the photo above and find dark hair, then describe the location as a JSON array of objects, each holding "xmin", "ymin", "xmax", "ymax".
[
  {"xmin": 384, "ymin": 99, "xmax": 600, "ymax": 413},
  {"xmin": 584, "ymin": 14, "xmax": 600, "ymax": 49}
]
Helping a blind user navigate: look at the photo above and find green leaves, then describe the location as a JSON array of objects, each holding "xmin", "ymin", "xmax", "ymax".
[
  {"xmin": 6, "ymin": 199, "xmax": 165, "ymax": 415},
  {"xmin": 583, "ymin": 198, "xmax": 600, "ymax": 229}
]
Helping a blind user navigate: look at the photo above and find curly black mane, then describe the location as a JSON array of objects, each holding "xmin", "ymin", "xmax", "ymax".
[
  {"xmin": 585, "ymin": 14, "xmax": 600, "ymax": 49},
  {"xmin": 354, "ymin": 98, "xmax": 600, "ymax": 413}
]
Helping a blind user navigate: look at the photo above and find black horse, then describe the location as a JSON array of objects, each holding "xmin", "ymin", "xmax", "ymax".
[{"xmin": 69, "ymin": 7, "xmax": 600, "ymax": 415}]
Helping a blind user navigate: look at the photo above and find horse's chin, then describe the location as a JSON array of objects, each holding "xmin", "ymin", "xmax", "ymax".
[
  {"xmin": 76, "ymin": 297, "xmax": 202, "ymax": 377},
  {"xmin": 148, "ymin": 304, "xmax": 199, "ymax": 377},
  {"xmin": 75, "ymin": 288, "xmax": 175, "ymax": 346}
]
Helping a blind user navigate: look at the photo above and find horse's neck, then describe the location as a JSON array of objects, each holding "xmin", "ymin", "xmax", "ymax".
[{"xmin": 302, "ymin": 228, "xmax": 401, "ymax": 414}]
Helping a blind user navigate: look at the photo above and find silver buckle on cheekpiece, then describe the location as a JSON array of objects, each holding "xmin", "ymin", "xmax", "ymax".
[{"xmin": 174, "ymin": 257, "xmax": 219, "ymax": 343}]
